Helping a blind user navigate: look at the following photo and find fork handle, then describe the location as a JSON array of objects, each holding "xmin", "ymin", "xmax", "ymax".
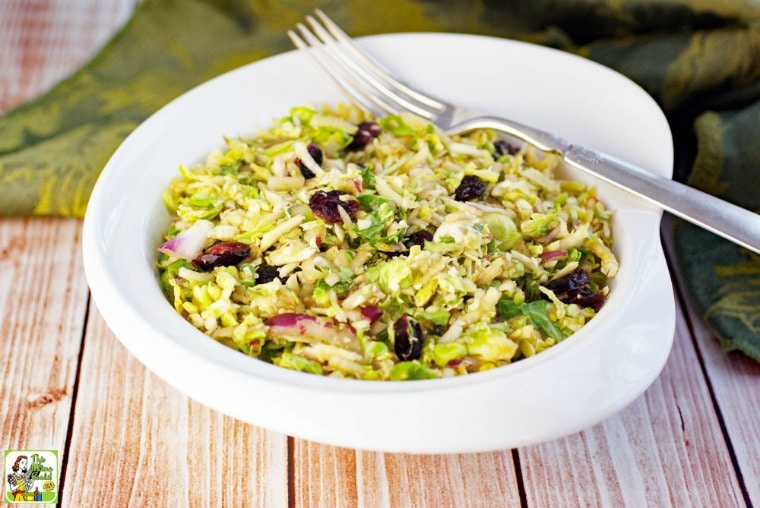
[{"xmin": 564, "ymin": 145, "xmax": 760, "ymax": 254}]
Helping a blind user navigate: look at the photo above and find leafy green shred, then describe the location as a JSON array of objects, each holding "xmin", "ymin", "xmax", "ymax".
[
  {"xmin": 359, "ymin": 163, "xmax": 377, "ymax": 189},
  {"xmin": 274, "ymin": 352, "xmax": 323, "ymax": 375},
  {"xmin": 498, "ymin": 298, "xmax": 563, "ymax": 341},
  {"xmin": 353, "ymin": 195, "xmax": 405, "ymax": 245},
  {"xmin": 389, "ymin": 361, "xmax": 440, "ymax": 380},
  {"xmin": 380, "ymin": 114, "xmax": 418, "ymax": 137},
  {"xmin": 520, "ymin": 205, "xmax": 560, "ymax": 237},
  {"xmin": 367, "ymin": 258, "xmax": 413, "ymax": 295}
]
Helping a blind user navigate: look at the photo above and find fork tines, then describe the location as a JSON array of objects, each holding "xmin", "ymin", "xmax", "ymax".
[{"xmin": 288, "ymin": 9, "xmax": 445, "ymax": 120}]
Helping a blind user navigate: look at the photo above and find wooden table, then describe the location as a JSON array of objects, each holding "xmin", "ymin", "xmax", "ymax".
[{"xmin": 1, "ymin": 2, "xmax": 758, "ymax": 506}]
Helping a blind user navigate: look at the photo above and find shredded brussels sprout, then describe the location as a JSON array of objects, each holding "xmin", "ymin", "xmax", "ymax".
[{"xmin": 157, "ymin": 104, "xmax": 618, "ymax": 380}]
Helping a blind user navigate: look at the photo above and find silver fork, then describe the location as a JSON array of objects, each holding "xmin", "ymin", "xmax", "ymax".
[{"xmin": 289, "ymin": 10, "xmax": 760, "ymax": 255}]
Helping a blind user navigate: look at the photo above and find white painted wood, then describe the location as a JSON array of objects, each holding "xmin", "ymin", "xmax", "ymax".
[
  {"xmin": 62, "ymin": 308, "xmax": 289, "ymax": 507},
  {"xmin": 0, "ymin": 218, "xmax": 88, "ymax": 454},
  {"xmin": 520, "ymin": 280, "xmax": 745, "ymax": 507},
  {"xmin": 292, "ymin": 441, "xmax": 521, "ymax": 507}
]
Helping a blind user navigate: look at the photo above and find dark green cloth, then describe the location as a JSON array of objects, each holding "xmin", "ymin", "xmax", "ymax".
[{"xmin": 1, "ymin": 0, "xmax": 758, "ymax": 360}]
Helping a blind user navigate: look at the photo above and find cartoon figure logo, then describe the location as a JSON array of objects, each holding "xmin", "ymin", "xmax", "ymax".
[{"xmin": 3, "ymin": 450, "xmax": 58, "ymax": 504}]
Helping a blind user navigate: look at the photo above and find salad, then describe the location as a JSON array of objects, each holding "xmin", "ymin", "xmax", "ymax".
[{"xmin": 157, "ymin": 104, "xmax": 618, "ymax": 380}]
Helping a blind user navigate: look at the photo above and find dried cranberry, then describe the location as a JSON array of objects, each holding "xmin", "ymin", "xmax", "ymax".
[
  {"xmin": 348, "ymin": 121, "xmax": 381, "ymax": 150},
  {"xmin": 544, "ymin": 268, "xmax": 605, "ymax": 311},
  {"xmin": 307, "ymin": 143, "xmax": 323, "ymax": 164},
  {"xmin": 494, "ymin": 139, "xmax": 520, "ymax": 157},
  {"xmin": 545, "ymin": 268, "xmax": 589, "ymax": 295},
  {"xmin": 298, "ymin": 164, "xmax": 315, "ymax": 179},
  {"xmin": 454, "ymin": 175, "xmax": 486, "ymax": 201},
  {"xmin": 569, "ymin": 288, "xmax": 605, "ymax": 311},
  {"xmin": 297, "ymin": 143, "xmax": 322, "ymax": 179},
  {"xmin": 255, "ymin": 265, "xmax": 282, "ymax": 284},
  {"xmin": 192, "ymin": 241, "xmax": 250, "ymax": 271},
  {"xmin": 403, "ymin": 230, "xmax": 433, "ymax": 250},
  {"xmin": 309, "ymin": 190, "xmax": 359, "ymax": 224},
  {"xmin": 394, "ymin": 314, "xmax": 423, "ymax": 361}
]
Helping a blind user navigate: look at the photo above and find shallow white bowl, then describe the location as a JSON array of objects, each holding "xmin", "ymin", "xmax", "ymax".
[{"xmin": 83, "ymin": 33, "xmax": 676, "ymax": 453}]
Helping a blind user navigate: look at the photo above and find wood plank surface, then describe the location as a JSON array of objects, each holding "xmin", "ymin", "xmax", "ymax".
[
  {"xmin": 664, "ymin": 217, "xmax": 760, "ymax": 506},
  {"xmin": 692, "ymin": 324, "xmax": 760, "ymax": 506},
  {"xmin": 61, "ymin": 306, "xmax": 289, "ymax": 507},
  {"xmin": 292, "ymin": 441, "xmax": 521, "ymax": 507},
  {"xmin": 0, "ymin": 218, "xmax": 89, "ymax": 454},
  {"xmin": 519, "ymin": 299, "xmax": 744, "ymax": 507}
]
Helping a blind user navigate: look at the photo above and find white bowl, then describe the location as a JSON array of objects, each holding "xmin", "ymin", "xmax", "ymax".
[{"xmin": 83, "ymin": 33, "xmax": 675, "ymax": 453}]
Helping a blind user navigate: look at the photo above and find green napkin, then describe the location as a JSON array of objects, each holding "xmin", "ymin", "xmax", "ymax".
[
  {"xmin": 1, "ymin": 0, "xmax": 758, "ymax": 360},
  {"xmin": 672, "ymin": 102, "xmax": 760, "ymax": 362}
]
